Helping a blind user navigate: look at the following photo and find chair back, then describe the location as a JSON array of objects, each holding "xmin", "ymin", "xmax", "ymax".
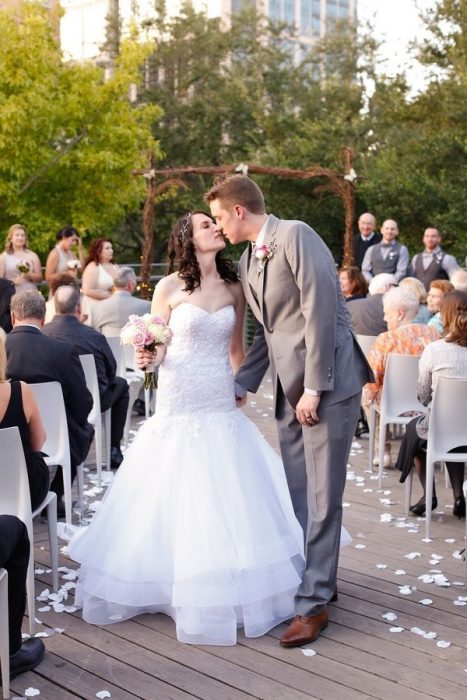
[
  {"xmin": 105, "ymin": 336, "xmax": 126, "ymax": 378},
  {"xmin": 380, "ymin": 353, "xmax": 426, "ymax": 421},
  {"xmin": 79, "ymin": 354, "xmax": 102, "ymax": 423},
  {"xmin": 428, "ymin": 377, "xmax": 467, "ymax": 456},
  {"xmin": 356, "ymin": 334, "xmax": 376, "ymax": 359},
  {"xmin": 29, "ymin": 381, "xmax": 70, "ymax": 467},
  {"xmin": 0, "ymin": 427, "xmax": 33, "ymax": 535}
]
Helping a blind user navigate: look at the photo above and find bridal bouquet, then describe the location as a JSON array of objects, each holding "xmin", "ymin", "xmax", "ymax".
[
  {"xmin": 16, "ymin": 259, "xmax": 31, "ymax": 274},
  {"xmin": 120, "ymin": 313, "xmax": 172, "ymax": 390}
]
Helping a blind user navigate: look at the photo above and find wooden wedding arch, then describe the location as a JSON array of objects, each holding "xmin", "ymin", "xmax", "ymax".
[{"xmin": 133, "ymin": 147, "xmax": 361, "ymax": 298}]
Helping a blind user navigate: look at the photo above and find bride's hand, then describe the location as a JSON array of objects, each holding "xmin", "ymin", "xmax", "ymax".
[{"xmin": 135, "ymin": 347, "xmax": 157, "ymax": 371}]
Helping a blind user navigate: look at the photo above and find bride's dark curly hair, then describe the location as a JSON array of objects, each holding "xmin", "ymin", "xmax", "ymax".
[{"xmin": 167, "ymin": 210, "xmax": 238, "ymax": 293}]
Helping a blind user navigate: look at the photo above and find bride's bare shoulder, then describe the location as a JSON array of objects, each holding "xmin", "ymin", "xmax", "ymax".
[{"xmin": 155, "ymin": 272, "xmax": 183, "ymax": 296}]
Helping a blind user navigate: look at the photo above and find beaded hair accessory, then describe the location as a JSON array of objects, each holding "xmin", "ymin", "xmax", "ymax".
[{"xmin": 179, "ymin": 213, "xmax": 192, "ymax": 242}]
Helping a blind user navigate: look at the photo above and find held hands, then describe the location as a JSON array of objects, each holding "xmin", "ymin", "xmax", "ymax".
[
  {"xmin": 235, "ymin": 394, "xmax": 247, "ymax": 408},
  {"xmin": 296, "ymin": 393, "xmax": 321, "ymax": 427}
]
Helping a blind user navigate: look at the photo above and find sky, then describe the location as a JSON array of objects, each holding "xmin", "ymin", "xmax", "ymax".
[{"xmin": 357, "ymin": 0, "xmax": 436, "ymax": 90}]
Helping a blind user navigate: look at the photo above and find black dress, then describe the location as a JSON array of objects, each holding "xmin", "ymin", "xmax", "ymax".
[{"xmin": 0, "ymin": 381, "xmax": 49, "ymax": 510}]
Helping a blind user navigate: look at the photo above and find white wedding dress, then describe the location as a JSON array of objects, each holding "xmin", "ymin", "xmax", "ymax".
[{"xmin": 69, "ymin": 303, "xmax": 305, "ymax": 645}]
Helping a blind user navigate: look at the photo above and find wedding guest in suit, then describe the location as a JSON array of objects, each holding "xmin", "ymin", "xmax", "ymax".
[
  {"xmin": 400, "ymin": 277, "xmax": 432, "ymax": 324},
  {"xmin": 6, "ymin": 291, "xmax": 94, "ymax": 517},
  {"xmin": 205, "ymin": 174, "xmax": 372, "ymax": 647},
  {"xmin": 45, "ymin": 225, "xmax": 85, "ymax": 286},
  {"xmin": 362, "ymin": 219, "xmax": 409, "ymax": 283},
  {"xmin": 91, "ymin": 266, "xmax": 150, "ymax": 336},
  {"xmin": 396, "ymin": 291, "xmax": 467, "ymax": 517},
  {"xmin": 0, "ymin": 278, "xmax": 15, "ymax": 333},
  {"xmin": 352, "ymin": 212, "xmax": 381, "ymax": 269},
  {"xmin": 411, "ymin": 227, "xmax": 458, "ymax": 291},
  {"xmin": 0, "ymin": 329, "xmax": 49, "ymax": 510},
  {"xmin": 0, "ymin": 516, "xmax": 45, "ymax": 680},
  {"xmin": 347, "ymin": 273, "xmax": 397, "ymax": 336},
  {"xmin": 362, "ymin": 286, "xmax": 439, "ymax": 467},
  {"xmin": 339, "ymin": 266, "xmax": 368, "ymax": 302},
  {"xmin": 427, "ymin": 279, "xmax": 454, "ymax": 334},
  {"xmin": 43, "ymin": 285, "xmax": 129, "ymax": 468},
  {"xmin": 0, "ymin": 224, "xmax": 43, "ymax": 293}
]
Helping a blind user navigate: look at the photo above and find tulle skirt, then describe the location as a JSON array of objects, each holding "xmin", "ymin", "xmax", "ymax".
[{"xmin": 68, "ymin": 408, "xmax": 305, "ymax": 645}]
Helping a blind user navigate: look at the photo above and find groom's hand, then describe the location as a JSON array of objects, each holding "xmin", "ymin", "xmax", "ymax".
[{"xmin": 296, "ymin": 393, "xmax": 320, "ymax": 426}]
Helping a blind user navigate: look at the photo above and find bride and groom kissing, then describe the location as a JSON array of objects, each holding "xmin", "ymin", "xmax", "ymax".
[{"xmin": 68, "ymin": 174, "xmax": 372, "ymax": 648}]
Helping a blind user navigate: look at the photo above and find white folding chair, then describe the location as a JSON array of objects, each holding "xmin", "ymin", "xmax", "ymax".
[
  {"xmin": 421, "ymin": 377, "xmax": 467, "ymax": 540},
  {"xmin": 368, "ymin": 354, "xmax": 427, "ymax": 488},
  {"xmin": 29, "ymin": 381, "xmax": 79, "ymax": 526},
  {"xmin": 105, "ymin": 336, "xmax": 126, "ymax": 379},
  {"xmin": 0, "ymin": 427, "xmax": 59, "ymax": 640},
  {"xmin": 356, "ymin": 334, "xmax": 376, "ymax": 359},
  {"xmin": 79, "ymin": 354, "xmax": 111, "ymax": 484},
  {"xmin": 0, "ymin": 567, "xmax": 9, "ymax": 699}
]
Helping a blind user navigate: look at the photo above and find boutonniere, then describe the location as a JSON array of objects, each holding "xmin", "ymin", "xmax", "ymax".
[
  {"xmin": 434, "ymin": 252, "xmax": 443, "ymax": 264},
  {"xmin": 388, "ymin": 250, "xmax": 397, "ymax": 261},
  {"xmin": 255, "ymin": 241, "xmax": 277, "ymax": 272}
]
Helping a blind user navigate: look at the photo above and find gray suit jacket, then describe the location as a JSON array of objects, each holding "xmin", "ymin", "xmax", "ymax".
[
  {"xmin": 90, "ymin": 291, "xmax": 151, "ymax": 336},
  {"xmin": 347, "ymin": 294, "xmax": 387, "ymax": 336},
  {"xmin": 236, "ymin": 215, "xmax": 372, "ymax": 410}
]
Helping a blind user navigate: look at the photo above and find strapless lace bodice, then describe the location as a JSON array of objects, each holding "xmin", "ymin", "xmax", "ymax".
[{"xmin": 156, "ymin": 303, "xmax": 236, "ymax": 416}]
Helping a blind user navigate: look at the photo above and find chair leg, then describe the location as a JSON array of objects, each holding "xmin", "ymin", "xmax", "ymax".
[
  {"xmin": 62, "ymin": 463, "xmax": 73, "ymax": 526},
  {"xmin": 378, "ymin": 416, "xmax": 387, "ymax": 489},
  {"xmin": 425, "ymin": 456, "xmax": 435, "ymax": 540},
  {"xmin": 26, "ymin": 557, "xmax": 35, "ymax": 637},
  {"xmin": 405, "ymin": 470, "xmax": 413, "ymax": 517},
  {"xmin": 104, "ymin": 409, "xmax": 111, "ymax": 471},
  {"xmin": 368, "ymin": 406, "xmax": 377, "ymax": 472},
  {"xmin": 46, "ymin": 495, "xmax": 59, "ymax": 593},
  {"xmin": 94, "ymin": 420, "xmax": 102, "ymax": 487},
  {"xmin": 0, "ymin": 570, "xmax": 10, "ymax": 700}
]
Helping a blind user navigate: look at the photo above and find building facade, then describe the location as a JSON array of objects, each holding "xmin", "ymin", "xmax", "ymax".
[{"xmin": 60, "ymin": 0, "xmax": 357, "ymax": 62}]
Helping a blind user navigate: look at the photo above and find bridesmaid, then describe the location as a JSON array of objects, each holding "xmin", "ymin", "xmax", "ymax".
[
  {"xmin": 0, "ymin": 224, "xmax": 43, "ymax": 293},
  {"xmin": 45, "ymin": 225, "xmax": 85, "ymax": 286},
  {"xmin": 81, "ymin": 238, "xmax": 119, "ymax": 322}
]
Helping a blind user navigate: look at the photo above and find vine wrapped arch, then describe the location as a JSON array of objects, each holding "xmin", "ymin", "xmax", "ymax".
[{"xmin": 133, "ymin": 147, "xmax": 361, "ymax": 297}]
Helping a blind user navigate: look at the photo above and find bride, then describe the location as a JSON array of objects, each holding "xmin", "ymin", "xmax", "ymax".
[{"xmin": 68, "ymin": 210, "xmax": 305, "ymax": 645}]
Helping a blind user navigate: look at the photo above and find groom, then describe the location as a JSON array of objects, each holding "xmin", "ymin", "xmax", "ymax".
[{"xmin": 205, "ymin": 175, "xmax": 372, "ymax": 647}]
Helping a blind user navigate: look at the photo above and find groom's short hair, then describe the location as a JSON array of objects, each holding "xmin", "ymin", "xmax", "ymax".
[{"xmin": 204, "ymin": 175, "xmax": 266, "ymax": 214}]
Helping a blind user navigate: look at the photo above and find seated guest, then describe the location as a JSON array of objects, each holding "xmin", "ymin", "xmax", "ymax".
[
  {"xmin": 396, "ymin": 291, "xmax": 467, "ymax": 517},
  {"xmin": 44, "ymin": 272, "xmax": 79, "ymax": 324},
  {"xmin": 43, "ymin": 285, "xmax": 129, "ymax": 468},
  {"xmin": 362, "ymin": 219, "xmax": 409, "ymax": 283},
  {"xmin": 91, "ymin": 266, "xmax": 150, "ymax": 337},
  {"xmin": 0, "ymin": 329, "xmax": 49, "ymax": 511},
  {"xmin": 400, "ymin": 277, "xmax": 432, "ymax": 324},
  {"xmin": 0, "ymin": 516, "xmax": 45, "ymax": 679},
  {"xmin": 451, "ymin": 268, "xmax": 467, "ymax": 292},
  {"xmin": 0, "ymin": 278, "xmax": 15, "ymax": 333},
  {"xmin": 362, "ymin": 287, "xmax": 440, "ymax": 466},
  {"xmin": 339, "ymin": 266, "xmax": 368, "ymax": 302},
  {"xmin": 347, "ymin": 273, "xmax": 397, "ymax": 336},
  {"xmin": 411, "ymin": 227, "xmax": 459, "ymax": 291},
  {"xmin": 6, "ymin": 291, "xmax": 94, "ymax": 517},
  {"xmin": 426, "ymin": 279, "xmax": 454, "ymax": 334}
]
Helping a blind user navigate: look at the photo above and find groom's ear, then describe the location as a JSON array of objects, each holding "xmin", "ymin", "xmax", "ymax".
[{"xmin": 234, "ymin": 204, "xmax": 246, "ymax": 220}]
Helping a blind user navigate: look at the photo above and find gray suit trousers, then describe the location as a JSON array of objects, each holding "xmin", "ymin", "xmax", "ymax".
[{"xmin": 276, "ymin": 384, "xmax": 361, "ymax": 616}]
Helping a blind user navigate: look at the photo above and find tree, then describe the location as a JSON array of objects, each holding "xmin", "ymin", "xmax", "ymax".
[{"xmin": 0, "ymin": 2, "xmax": 161, "ymax": 252}]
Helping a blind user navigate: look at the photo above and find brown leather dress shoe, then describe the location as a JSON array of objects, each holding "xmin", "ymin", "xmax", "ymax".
[{"xmin": 280, "ymin": 608, "xmax": 329, "ymax": 648}]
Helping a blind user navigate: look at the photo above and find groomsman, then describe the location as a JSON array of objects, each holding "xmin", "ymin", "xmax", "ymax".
[
  {"xmin": 352, "ymin": 212, "xmax": 381, "ymax": 269},
  {"xmin": 205, "ymin": 175, "xmax": 372, "ymax": 647},
  {"xmin": 411, "ymin": 227, "xmax": 459, "ymax": 291}
]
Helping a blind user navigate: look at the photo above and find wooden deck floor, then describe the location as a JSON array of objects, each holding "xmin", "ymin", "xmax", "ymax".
[{"xmin": 11, "ymin": 378, "xmax": 467, "ymax": 699}]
